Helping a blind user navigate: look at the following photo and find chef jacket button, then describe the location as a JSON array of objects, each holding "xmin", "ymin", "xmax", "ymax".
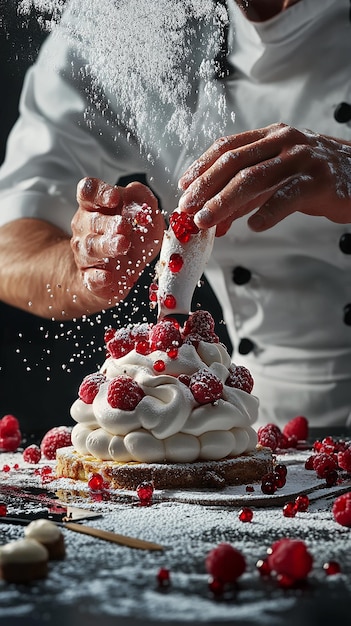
[
  {"xmin": 238, "ymin": 337, "xmax": 255, "ymax": 354},
  {"xmin": 232, "ymin": 266, "xmax": 252, "ymax": 285},
  {"xmin": 339, "ymin": 233, "xmax": 351, "ymax": 254},
  {"xmin": 334, "ymin": 102, "xmax": 351, "ymax": 123},
  {"xmin": 343, "ymin": 304, "xmax": 351, "ymax": 326}
]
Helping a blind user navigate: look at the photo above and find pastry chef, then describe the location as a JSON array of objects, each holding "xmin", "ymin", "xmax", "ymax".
[{"xmin": 0, "ymin": 0, "xmax": 350, "ymax": 428}]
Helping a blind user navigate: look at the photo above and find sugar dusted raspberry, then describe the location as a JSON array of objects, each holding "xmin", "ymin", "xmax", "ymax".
[
  {"xmin": 40, "ymin": 426, "xmax": 72, "ymax": 460},
  {"xmin": 337, "ymin": 445, "xmax": 351, "ymax": 473},
  {"xmin": 130, "ymin": 322, "xmax": 151, "ymax": 343},
  {"xmin": 267, "ymin": 538, "xmax": 313, "ymax": 581},
  {"xmin": 178, "ymin": 374, "xmax": 191, "ymax": 387},
  {"xmin": 79, "ymin": 372, "xmax": 106, "ymax": 404},
  {"xmin": 107, "ymin": 327, "xmax": 134, "ymax": 358},
  {"xmin": 225, "ymin": 365, "xmax": 254, "ymax": 394},
  {"xmin": 257, "ymin": 424, "xmax": 282, "ymax": 451},
  {"xmin": 23, "ymin": 444, "xmax": 41, "ymax": 464},
  {"xmin": 107, "ymin": 375, "xmax": 144, "ymax": 410},
  {"xmin": 313, "ymin": 452, "xmax": 338, "ymax": 479},
  {"xmin": 282, "ymin": 415, "xmax": 309, "ymax": 442},
  {"xmin": 332, "ymin": 492, "xmax": 351, "ymax": 527},
  {"xmin": 189, "ymin": 369, "xmax": 223, "ymax": 404},
  {"xmin": 205, "ymin": 543, "xmax": 246, "ymax": 584},
  {"xmin": 182, "ymin": 310, "xmax": 215, "ymax": 336},
  {"xmin": 149, "ymin": 320, "xmax": 182, "ymax": 352},
  {"xmin": 103, "ymin": 326, "xmax": 116, "ymax": 344}
]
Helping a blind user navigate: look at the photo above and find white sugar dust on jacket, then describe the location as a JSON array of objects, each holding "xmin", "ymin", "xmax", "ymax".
[{"xmin": 70, "ymin": 311, "xmax": 258, "ymax": 463}]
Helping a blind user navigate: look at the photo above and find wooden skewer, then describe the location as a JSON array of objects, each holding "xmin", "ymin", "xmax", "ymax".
[{"xmin": 64, "ymin": 521, "xmax": 164, "ymax": 551}]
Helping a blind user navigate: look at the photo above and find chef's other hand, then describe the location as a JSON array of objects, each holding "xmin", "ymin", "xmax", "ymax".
[
  {"xmin": 178, "ymin": 123, "xmax": 351, "ymax": 236},
  {"xmin": 71, "ymin": 177, "xmax": 165, "ymax": 301}
]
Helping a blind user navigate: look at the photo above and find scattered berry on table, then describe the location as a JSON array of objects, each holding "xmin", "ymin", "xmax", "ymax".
[
  {"xmin": 239, "ymin": 507, "xmax": 253, "ymax": 522},
  {"xmin": 332, "ymin": 492, "xmax": 351, "ymax": 527},
  {"xmin": 267, "ymin": 538, "xmax": 313, "ymax": 582},
  {"xmin": 40, "ymin": 426, "xmax": 72, "ymax": 460},
  {"xmin": 23, "ymin": 444, "xmax": 41, "ymax": 464},
  {"xmin": 205, "ymin": 543, "xmax": 246, "ymax": 584}
]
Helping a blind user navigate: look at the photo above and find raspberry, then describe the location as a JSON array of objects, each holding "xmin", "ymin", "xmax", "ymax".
[
  {"xmin": 267, "ymin": 538, "xmax": 313, "ymax": 581},
  {"xmin": 0, "ymin": 432, "xmax": 22, "ymax": 452},
  {"xmin": 337, "ymin": 445, "xmax": 351, "ymax": 473},
  {"xmin": 23, "ymin": 444, "xmax": 42, "ymax": 464},
  {"xmin": 205, "ymin": 543, "xmax": 246, "ymax": 583},
  {"xmin": 282, "ymin": 415, "xmax": 308, "ymax": 441},
  {"xmin": 149, "ymin": 320, "xmax": 182, "ymax": 352},
  {"xmin": 79, "ymin": 372, "xmax": 106, "ymax": 404},
  {"xmin": 189, "ymin": 369, "xmax": 223, "ymax": 404},
  {"xmin": 107, "ymin": 327, "xmax": 134, "ymax": 358},
  {"xmin": 107, "ymin": 376, "xmax": 145, "ymax": 410},
  {"xmin": 0, "ymin": 414, "xmax": 20, "ymax": 436},
  {"xmin": 225, "ymin": 365, "xmax": 254, "ymax": 394},
  {"xmin": 332, "ymin": 492, "xmax": 351, "ymax": 527},
  {"xmin": 40, "ymin": 426, "xmax": 72, "ymax": 460},
  {"xmin": 0, "ymin": 415, "xmax": 22, "ymax": 452},
  {"xmin": 182, "ymin": 310, "xmax": 215, "ymax": 336},
  {"xmin": 313, "ymin": 452, "xmax": 338, "ymax": 479},
  {"xmin": 257, "ymin": 424, "xmax": 282, "ymax": 451},
  {"xmin": 103, "ymin": 326, "xmax": 116, "ymax": 344},
  {"xmin": 130, "ymin": 322, "xmax": 151, "ymax": 343}
]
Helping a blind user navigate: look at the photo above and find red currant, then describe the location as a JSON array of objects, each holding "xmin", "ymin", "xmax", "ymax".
[
  {"xmin": 295, "ymin": 494, "xmax": 309, "ymax": 512},
  {"xmin": 168, "ymin": 253, "xmax": 184, "ymax": 273},
  {"xmin": 88, "ymin": 473, "xmax": 105, "ymax": 491},
  {"xmin": 323, "ymin": 561, "xmax": 341, "ymax": 576},
  {"xmin": 137, "ymin": 481, "xmax": 154, "ymax": 506},
  {"xmin": 239, "ymin": 507, "xmax": 253, "ymax": 522},
  {"xmin": 283, "ymin": 502, "xmax": 297, "ymax": 518}
]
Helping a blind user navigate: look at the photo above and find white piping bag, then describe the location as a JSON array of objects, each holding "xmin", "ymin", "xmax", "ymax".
[{"xmin": 155, "ymin": 209, "xmax": 216, "ymax": 319}]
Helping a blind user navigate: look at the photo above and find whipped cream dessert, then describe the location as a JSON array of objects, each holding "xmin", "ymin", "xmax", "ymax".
[
  {"xmin": 70, "ymin": 311, "xmax": 258, "ymax": 464},
  {"xmin": 155, "ymin": 209, "xmax": 215, "ymax": 319}
]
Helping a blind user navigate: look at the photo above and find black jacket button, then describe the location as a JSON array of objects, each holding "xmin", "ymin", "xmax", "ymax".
[
  {"xmin": 339, "ymin": 233, "xmax": 351, "ymax": 254},
  {"xmin": 343, "ymin": 304, "xmax": 351, "ymax": 326},
  {"xmin": 238, "ymin": 337, "xmax": 255, "ymax": 354},
  {"xmin": 334, "ymin": 102, "xmax": 351, "ymax": 123},
  {"xmin": 232, "ymin": 266, "xmax": 252, "ymax": 285}
]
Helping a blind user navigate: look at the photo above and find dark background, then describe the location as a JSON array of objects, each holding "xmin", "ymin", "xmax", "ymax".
[{"xmin": 0, "ymin": 3, "xmax": 230, "ymax": 439}]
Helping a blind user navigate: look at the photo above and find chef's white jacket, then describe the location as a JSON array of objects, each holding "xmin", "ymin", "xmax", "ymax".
[{"xmin": 0, "ymin": 0, "xmax": 351, "ymax": 426}]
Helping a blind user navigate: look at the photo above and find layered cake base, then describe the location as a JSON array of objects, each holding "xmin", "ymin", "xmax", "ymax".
[{"xmin": 56, "ymin": 445, "xmax": 273, "ymax": 490}]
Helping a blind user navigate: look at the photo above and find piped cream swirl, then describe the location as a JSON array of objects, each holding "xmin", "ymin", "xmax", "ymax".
[{"xmin": 71, "ymin": 339, "xmax": 258, "ymax": 463}]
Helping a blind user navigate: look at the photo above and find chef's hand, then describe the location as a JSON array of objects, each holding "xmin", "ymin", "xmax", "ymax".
[
  {"xmin": 71, "ymin": 177, "xmax": 165, "ymax": 301},
  {"xmin": 178, "ymin": 123, "xmax": 351, "ymax": 236}
]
